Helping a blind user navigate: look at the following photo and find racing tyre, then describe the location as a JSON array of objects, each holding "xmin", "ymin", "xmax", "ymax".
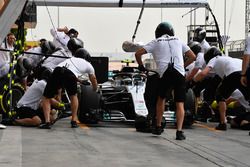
[
  {"xmin": 0, "ymin": 84, "xmax": 24, "ymax": 119},
  {"xmin": 161, "ymin": 116, "xmax": 167, "ymax": 129},
  {"xmin": 0, "ymin": 76, "xmax": 8, "ymax": 94},
  {"xmin": 184, "ymin": 88, "xmax": 196, "ymax": 127},
  {"xmin": 135, "ymin": 116, "xmax": 166, "ymax": 133},
  {"xmin": 135, "ymin": 116, "xmax": 150, "ymax": 132},
  {"xmin": 78, "ymin": 85, "xmax": 101, "ymax": 124}
]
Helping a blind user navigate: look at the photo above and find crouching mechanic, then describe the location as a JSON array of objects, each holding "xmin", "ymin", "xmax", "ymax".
[
  {"xmin": 135, "ymin": 21, "xmax": 196, "ymax": 140},
  {"xmin": 40, "ymin": 48, "xmax": 98, "ymax": 129},
  {"xmin": 194, "ymin": 47, "xmax": 250, "ymax": 130},
  {"xmin": 14, "ymin": 67, "xmax": 60, "ymax": 126},
  {"xmin": 16, "ymin": 40, "xmax": 56, "ymax": 89}
]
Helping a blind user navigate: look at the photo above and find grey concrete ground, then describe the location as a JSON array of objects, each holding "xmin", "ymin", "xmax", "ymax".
[{"xmin": 0, "ymin": 118, "xmax": 249, "ymax": 167}]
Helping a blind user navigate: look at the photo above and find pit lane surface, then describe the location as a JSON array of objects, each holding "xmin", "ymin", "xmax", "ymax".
[{"xmin": 0, "ymin": 118, "xmax": 249, "ymax": 167}]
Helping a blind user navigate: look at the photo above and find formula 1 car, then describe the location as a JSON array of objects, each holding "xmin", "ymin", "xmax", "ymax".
[
  {"xmin": 77, "ymin": 66, "xmax": 196, "ymax": 131},
  {"xmin": 77, "ymin": 67, "xmax": 151, "ymax": 123}
]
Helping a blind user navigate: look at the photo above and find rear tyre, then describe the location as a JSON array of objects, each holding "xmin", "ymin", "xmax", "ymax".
[{"xmin": 135, "ymin": 116, "xmax": 149, "ymax": 132}]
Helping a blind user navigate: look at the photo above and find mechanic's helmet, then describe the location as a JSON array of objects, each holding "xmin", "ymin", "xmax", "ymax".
[
  {"xmin": 39, "ymin": 38, "xmax": 47, "ymax": 44},
  {"xmin": 188, "ymin": 41, "xmax": 202, "ymax": 55},
  {"xmin": 204, "ymin": 46, "xmax": 222, "ymax": 64},
  {"xmin": 67, "ymin": 28, "xmax": 78, "ymax": 38},
  {"xmin": 22, "ymin": 58, "xmax": 33, "ymax": 70},
  {"xmin": 40, "ymin": 41, "xmax": 56, "ymax": 54},
  {"xmin": 155, "ymin": 21, "xmax": 175, "ymax": 38},
  {"xmin": 67, "ymin": 37, "xmax": 84, "ymax": 54},
  {"xmin": 41, "ymin": 69, "xmax": 51, "ymax": 82},
  {"xmin": 16, "ymin": 57, "xmax": 29, "ymax": 78},
  {"xmin": 74, "ymin": 48, "xmax": 91, "ymax": 62},
  {"xmin": 193, "ymin": 27, "xmax": 206, "ymax": 43},
  {"xmin": 35, "ymin": 66, "xmax": 52, "ymax": 81}
]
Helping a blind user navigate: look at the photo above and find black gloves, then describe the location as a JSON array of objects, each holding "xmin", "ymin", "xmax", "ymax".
[{"xmin": 138, "ymin": 64, "xmax": 147, "ymax": 72}]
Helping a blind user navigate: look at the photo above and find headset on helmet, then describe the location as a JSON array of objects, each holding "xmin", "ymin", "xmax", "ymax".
[
  {"xmin": 155, "ymin": 22, "xmax": 175, "ymax": 38},
  {"xmin": 204, "ymin": 46, "xmax": 222, "ymax": 64},
  {"xmin": 67, "ymin": 38, "xmax": 84, "ymax": 54},
  {"xmin": 40, "ymin": 41, "xmax": 56, "ymax": 54},
  {"xmin": 193, "ymin": 27, "xmax": 206, "ymax": 43},
  {"xmin": 188, "ymin": 41, "xmax": 202, "ymax": 55},
  {"xmin": 74, "ymin": 48, "xmax": 91, "ymax": 62}
]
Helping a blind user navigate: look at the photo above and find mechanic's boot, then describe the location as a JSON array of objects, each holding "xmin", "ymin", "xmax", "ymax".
[
  {"xmin": 39, "ymin": 122, "xmax": 51, "ymax": 129},
  {"xmin": 176, "ymin": 131, "xmax": 186, "ymax": 140},
  {"xmin": 215, "ymin": 123, "xmax": 227, "ymax": 131},
  {"xmin": 71, "ymin": 121, "xmax": 79, "ymax": 128}
]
